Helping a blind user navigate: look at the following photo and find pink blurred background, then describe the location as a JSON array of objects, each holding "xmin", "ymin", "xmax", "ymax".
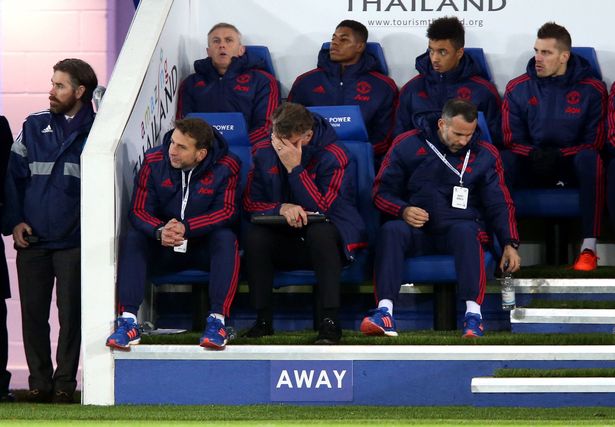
[{"xmin": 0, "ymin": 0, "xmax": 136, "ymax": 390}]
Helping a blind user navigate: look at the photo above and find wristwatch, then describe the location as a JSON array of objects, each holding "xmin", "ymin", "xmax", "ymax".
[
  {"xmin": 507, "ymin": 239, "xmax": 520, "ymax": 250},
  {"xmin": 155, "ymin": 227, "xmax": 164, "ymax": 241}
]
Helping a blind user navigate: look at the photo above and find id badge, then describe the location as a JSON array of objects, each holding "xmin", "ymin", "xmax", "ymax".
[
  {"xmin": 452, "ymin": 186, "xmax": 469, "ymax": 209},
  {"xmin": 174, "ymin": 239, "xmax": 188, "ymax": 253}
]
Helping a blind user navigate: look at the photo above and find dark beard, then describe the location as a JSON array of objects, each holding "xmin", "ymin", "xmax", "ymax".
[{"xmin": 49, "ymin": 97, "xmax": 78, "ymax": 115}]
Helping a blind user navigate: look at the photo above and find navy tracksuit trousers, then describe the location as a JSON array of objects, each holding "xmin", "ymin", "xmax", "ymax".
[
  {"xmin": 117, "ymin": 224, "xmax": 240, "ymax": 317},
  {"xmin": 374, "ymin": 220, "xmax": 489, "ymax": 305},
  {"xmin": 501, "ymin": 149, "xmax": 604, "ymax": 238}
]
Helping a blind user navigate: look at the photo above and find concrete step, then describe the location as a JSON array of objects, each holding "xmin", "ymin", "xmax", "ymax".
[{"xmin": 511, "ymin": 308, "xmax": 615, "ymax": 333}]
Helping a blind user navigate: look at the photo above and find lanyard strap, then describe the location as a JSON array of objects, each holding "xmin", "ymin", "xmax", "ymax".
[
  {"xmin": 425, "ymin": 139, "xmax": 471, "ymax": 186},
  {"xmin": 180, "ymin": 169, "xmax": 193, "ymax": 220}
]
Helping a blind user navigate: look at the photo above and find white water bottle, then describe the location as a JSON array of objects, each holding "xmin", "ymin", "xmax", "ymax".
[{"xmin": 501, "ymin": 272, "xmax": 515, "ymax": 311}]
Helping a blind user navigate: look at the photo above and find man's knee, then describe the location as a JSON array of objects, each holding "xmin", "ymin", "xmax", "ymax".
[
  {"xmin": 208, "ymin": 227, "xmax": 237, "ymax": 247},
  {"xmin": 305, "ymin": 222, "xmax": 338, "ymax": 247},
  {"xmin": 244, "ymin": 224, "xmax": 273, "ymax": 251}
]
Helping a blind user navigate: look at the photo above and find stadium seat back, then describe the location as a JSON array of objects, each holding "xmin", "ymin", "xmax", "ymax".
[
  {"xmin": 464, "ymin": 47, "xmax": 493, "ymax": 82},
  {"xmin": 307, "ymin": 105, "xmax": 369, "ymax": 142},
  {"xmin": 245, "ymin": 45, "xmax": 277, "ymax": 77},
  {"xmin": 186, "ymin": 112, "xmax": 250, "ymax": 146},
  {"xmin": 571, "ymin": 46, "xmax": 602, "ymax": 80}
]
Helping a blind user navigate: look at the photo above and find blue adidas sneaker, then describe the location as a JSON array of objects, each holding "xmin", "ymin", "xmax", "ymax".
[
  {"xmin": 106, "ymin": 317, "xmax": 141, "ymax": 349},
  {"xmin": 462, "ymin": 313, "xmax": 484, "ymax": 338},
  {"xmin": 199, "ymin": 315, "xmax": 228, "ymax": 350},
  {"xmin": 360, "ymin": 307, "xmax": 398, "ymax": 337}
]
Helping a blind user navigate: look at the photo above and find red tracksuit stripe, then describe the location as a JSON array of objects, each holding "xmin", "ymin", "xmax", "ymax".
[
  {"xmin": 133, "ymin": 163, "xmax": 162, "ymax": 227},
  {"xmin": 594, "ymin": 154, "xmax": 604, "ymax": 237},
  {"xmin": 476, "ymin": 235, "xmax": 486, "ymax": 305},
  {"xmin": 222, "ymin": 240, "xmax": 240, "ymax": 316},
  {"xmin": 502, "ymin": 75, "xmax": 531, "ymax": 149},
  {"xmin": 479, "ymin": 141, "xmax": 519, "ymax": 241},
  {"xmin": 249, "ymin": 70, "xmax": 279, "ymax": 144},
  {"xmin": 372, "ymin": 130, "xmax": 419, "ymax": 216},
  {"xmin": 470, "ymin": 76, "xmax": 502, "ymax": 106},
  {"xmin": 189, "ymin": 174, "xmax": 238, "ymax": 229}
]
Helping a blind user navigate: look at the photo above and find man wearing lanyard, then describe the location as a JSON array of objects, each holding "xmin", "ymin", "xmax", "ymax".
[
  {"xmin": 361, "ymin": 99, "xmax": 521, "ymax": 338},
  {"xmin": 106, "ymin": 118, "xmax": 241, "ymax": 350}
]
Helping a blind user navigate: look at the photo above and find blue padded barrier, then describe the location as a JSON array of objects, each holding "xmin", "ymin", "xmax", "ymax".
[
  {"xmin": 464, "ymin": 47, "xmax": 493, "ymax": 82},
  {"xmin": 403, "ymin": 253, "xmax": 496, "ymax": 284},
  {"xmin": 321, "ymin": 41, "xmax": 388, "ymax": 75},
  {"xmin": 307, "ymin": 105, "xmax": 369, "ymax": 142},
  {"xmin": 186, "ymin": 112, "xmax": 250, "ymax": 146},
  {"xmin": 245, "ymin": 45, "xmax": 277, "ymax": 77},
  {"xmin": 571, "ymin": 46, "xmax": 602, "ymax": 80}
]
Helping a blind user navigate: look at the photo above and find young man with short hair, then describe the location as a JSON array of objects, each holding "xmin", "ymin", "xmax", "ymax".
[
  {"xmin": 500, "ymin": 22, "xmax": 607, "ymax": 271},
  {"xmin": 394, "ymin": 16, "xmax": 501, "ymax": 144},
  {"xmin": 288, "ymin": 20, "xmax": 398, "ymax": 159}
]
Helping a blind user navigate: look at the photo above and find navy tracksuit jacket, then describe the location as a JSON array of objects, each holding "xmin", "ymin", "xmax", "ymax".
[
  {"xmin": 118, "ymin": 128, "xmax": 241, "ymax": 316},
  {"xmin": 501, "ymin": 53, "xmax": 607, "ymax": 238},
  {"xmin": 372, "ymin": 123, "xmax": 518, "ymax": 305},
  {"xmin": 4, "ymin": 105, "xmax": 95, "ymax": 249},
  {"xmin": 394, "ymin": 51, "xmax": 502, "ymax": 144},
  {"xmin": 243, "ymin": 114, "xmax": 367, "ymax": 260},
  {"xmin": 176, "ymin": 52, "xmax": 280, "ymax": 145},
  {"xmin": 287, "ymin": 48, "xmax": 399, "ymax": 157}
]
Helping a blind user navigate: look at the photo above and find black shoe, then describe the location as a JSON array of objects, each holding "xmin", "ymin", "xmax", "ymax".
[
  {"xmin": 26, "ymin": 389, "xmax": 52, "ymax": 403},
  {"xmin": 52, "ymin": 390, "xmax": 75, "ymax": 404},
  {"xmin": 242, "ymin": 319, "xmax": 274, "ymax": 338},
  {"xmin": 0, "ymin": 391, "xmax": 15, "ymax": 403},
  {"xmin": 314, "ymin": 318, "xmax": 341, "ymax": 345}
]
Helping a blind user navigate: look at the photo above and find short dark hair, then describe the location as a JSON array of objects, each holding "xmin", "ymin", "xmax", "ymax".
[
  {"xmin": 173, "ymin": 118, "xmax": 214, "ymax": 150},
  {"xmin": 426, "ymin": 16, "xmax": 465, "ymax": 50},
  {"xmin": 53, "ymin": 58, "xmax": 98, "ymax": 103},
  {"xmin": 271, "ymin": 103, "xmax": 314, "ymax": 138},
  {"xmin": 537, "ymin": 22, "xmax": 571, "ymax": 51},
  {"xmin": 336, "ymin": 20, "xmax": 368, "ymax": 43},
  {"xmin": 441, "ymin": 98, "xmax": 477, "ymax": 123}
]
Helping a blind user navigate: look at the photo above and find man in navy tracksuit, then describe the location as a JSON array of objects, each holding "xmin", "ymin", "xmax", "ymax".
[
  {"xmin": 287, "ymin": 20, "xmax": 398, "ymax": 159},
  {"xmin": 361, "ymin": 99, "xmax": 520, "ymax": 338},
  {"xmin": 394, "ymin": 16, "xmax": 501, "ymax": 145},
  {"xmin": 500, "ymin": 22, "xmax": 607, "ymax": 271},
  {"xmin": 0, "ymin": 116, "xmax": 13, "ymax": 403},
  {"xmin": 242, "ymin": 102, "xmax": 366, "ymax": 344},
  {"xmin": 106, "ymin": 118, "xmax": 241, "ymax": 351},
  {"xmin": 176, "ymin": 22, "xmax": 280, "ymax": 145},
  {"xmin": 605, "ymin": 83, "xmax": 615, "ymax": 232},
  {"xmin": 3, "ymin": 59, "xmax": 98, "ymax": 403}
]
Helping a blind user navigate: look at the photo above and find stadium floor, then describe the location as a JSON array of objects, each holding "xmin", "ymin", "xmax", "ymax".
[{"xmin": 3, "ymin": 405, "xmax": 615, "ymax": 425}]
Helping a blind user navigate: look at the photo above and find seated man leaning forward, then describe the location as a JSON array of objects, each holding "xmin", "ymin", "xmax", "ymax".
[
  {"xmin": 361, "ymin": 99, "xmax": 521, "ymax": 338},
  {"xmin": 242, "ymin": 102, "xmax": 366, "ymax": 345},
  {"xmin": 106, "ymin": 118, "xmax": 241, "ymax": 351}
]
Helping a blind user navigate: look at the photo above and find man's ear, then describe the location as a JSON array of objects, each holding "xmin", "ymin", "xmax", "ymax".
[
  {"xmin": 238, "ymin": 44, "xmax": 246, "ymax": 56},
  {"xmin": 196, "ymin": 148, "xmax": 208, "ymax": 163},
  {"xmin": 75, "ymin": 85, "xmax": 86, "ymax": 100}
]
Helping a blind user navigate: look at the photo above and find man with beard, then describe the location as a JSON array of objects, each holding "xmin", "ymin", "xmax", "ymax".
[
  {"xmin": 176, "ymin": 22, "xmax": 280, "ymax": 145},
  {"xmin": 361, "ymin": 99, "xmax": 520, "ymax": 338},
  {"xmin": 3, "ymin": 58, "xmax": 97, "ymax": 403}
]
